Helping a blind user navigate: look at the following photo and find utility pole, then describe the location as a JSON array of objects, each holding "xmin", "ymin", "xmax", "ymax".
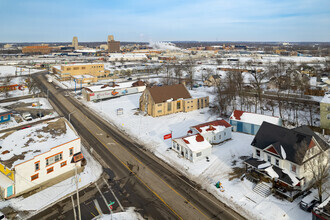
[
  {"xmin": 95, "ymin": 182, "xmax": 113, "ymax": 219},
  {"xmin": 71, "ymin": 195, "xmax": 77, "ymax": 220},
  {"xmin": 75, "ymin": 164, "xmax": 82, "ymax": 220}
]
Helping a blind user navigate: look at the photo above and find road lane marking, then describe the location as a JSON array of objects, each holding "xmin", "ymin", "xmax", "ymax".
[{"xmin": 84, "ymin": 126, "xmax": 183, "ymax": 219}]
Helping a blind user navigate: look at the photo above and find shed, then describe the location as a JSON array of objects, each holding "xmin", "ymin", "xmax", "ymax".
[{"xmin": 229, "ymin": 110, "xmax": 282, "ymax": 135}]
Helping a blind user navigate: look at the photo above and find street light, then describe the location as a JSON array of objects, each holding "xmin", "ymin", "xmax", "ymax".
[{"xmin": 68, "ymin": 111, "xmax": 76, "ymax": 122}]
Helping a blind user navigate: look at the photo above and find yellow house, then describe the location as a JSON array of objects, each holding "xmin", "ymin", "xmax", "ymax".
[
  {"xmin": 139, "ymin": 84, "xmax": 209, "ymax": 117},
  {"xmin": 204, "ymin": 75, "xmax": 221, "ymax": 87}
]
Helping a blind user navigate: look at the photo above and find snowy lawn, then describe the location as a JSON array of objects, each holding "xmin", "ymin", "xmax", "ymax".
[
  {"xmin": 0, "ymin": 145, "xmax": 102, "ymax": 213},
  {"xmin": 82, "ymin": 90, "xmax": 311, "ymax": 220}
]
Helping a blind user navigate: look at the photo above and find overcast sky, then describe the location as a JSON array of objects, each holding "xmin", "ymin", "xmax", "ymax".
[{"xmin": 1, "ymin": 0, "xmax": 329, "ymax": 42}]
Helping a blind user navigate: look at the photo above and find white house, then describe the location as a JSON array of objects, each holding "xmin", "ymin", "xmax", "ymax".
[
  {"xmin": 0, "ymin": 118, "xmax": 83, "ymax": 199},
  {"xmin": 189, "ymin": 119, "xmax": 232, "ymax": 144},
  {"xmin": 172, "ymin": 134, "xmax": 212, "ymax": 162},
  {"xmin": 244, "ymin": 122, "xmax": 329, "ymax": 201}
]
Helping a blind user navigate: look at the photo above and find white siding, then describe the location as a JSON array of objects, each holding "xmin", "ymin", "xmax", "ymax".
[{"xmin": 14, "ymin": 138, "xmax": 81, "ymax": 195}]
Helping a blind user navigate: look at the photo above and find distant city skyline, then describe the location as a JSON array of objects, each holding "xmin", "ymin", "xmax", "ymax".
[{"xmin": 1, "ymin": 0, "xmax": 329, "ymax": 43}]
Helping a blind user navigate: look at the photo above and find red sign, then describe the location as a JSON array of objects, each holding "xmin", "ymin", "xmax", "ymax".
[
  {"xmin": 164, "ymin": 133, "xmax": 172, "ymax": 140},
  {"xmin": 90, "ymin": 93, "xmax": 95, "ymax": 96}
]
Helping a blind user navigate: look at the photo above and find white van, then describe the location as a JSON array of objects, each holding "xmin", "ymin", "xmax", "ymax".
[{"xmin": 22, "ymin": 112, "xmax": 32, "ymax": 121}]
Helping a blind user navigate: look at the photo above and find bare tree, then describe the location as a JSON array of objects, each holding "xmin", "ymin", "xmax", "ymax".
[
  {"xmin": 26, "ymin": 77, "xmax": 38, "ymax": 95},
  {"xmin": 183, "ymin": 59, "xmax": 196, "ymax": 90},
  {"xmin": 305, "ymin": 149, "xmax": 330, "ymax": 202}
]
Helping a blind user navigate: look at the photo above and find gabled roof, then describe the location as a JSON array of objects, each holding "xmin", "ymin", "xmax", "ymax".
[
  {"xmin": 147, "ymin": 84, "xmax": 191, "ymax": 104},
  {"xmin": 251, "ymin": 122, "xmax": 329, "ymax": 165},
  {"xmin": 191, "ymin": 120, "xmax": 231, "ymax": 134},
  {"xmin": 230, "ymin": 110, "xmax": 281, "ymax": 126},
  {"xmin": 173, "ymin": 133, "xmax": 211, "ymax": 152}
]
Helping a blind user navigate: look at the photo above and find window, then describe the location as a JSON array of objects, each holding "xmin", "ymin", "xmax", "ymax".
[
  {"xmin": 61, "ymin": 161, "xmax": 67, "ymax": 167},
  {"xmin": 35, "ymin": 161, "xmax": 40, "ymax": 171},
  {"xmin": 275, "ymin": 159, "xmax": 279, "ymax": 166},
  {"xmin": 267, "ymin": 155, "xmax": 271, "ymax": 163},
  {"xmin": 31, "ymin": 174, "xmax": 38, "ymax": 181},
  {"xmin": 327, "ymin": 106, "xmax": 330, "ymax": 111},
  {"xmin": 47, "ymin": 167, "xmax": 54, "ymax": 174},
  {"xmin": 177, "ymin": 101, "xmax": 181, "ymax": 109},
  {"xmin": 158, "ymin": 110, "xmax": 162, "ymax": 113},
  {"xmin": 46, "ymin": 152, "xmax": 63, "ymax": 166},
  {"xmin": 67, "ymin": 68, "xmax": 71, "ymax": 71},
  {"xmin": 327, "ymin": 114, "xmax": 330, "ymax": 120},
  {"xmin": 158, "ymin": 104, "xmax": 162, "ymax": 107},
  {"xmin": 73, "ymin": 67, "xmax": 79, "ymax": 70},
  {"xmin": 256, "ymin": 149, "xmax": 260, "ymax": 157},
  {"xmin": 196, "ymin": 152, "xmax": 202, "ymax": 157},
  {"xmin": 224, "ymin": 132, "xmax": 226, "ymax": 136},
  {"xmin": 69, "ymin": 148, "xmax": 73, "ymax": 156},
  {"xmin": 82, "ymin": 67, "xmax": 86, "ymax": 70},
  {"xmin": 291, "ymin": 164, "xmax": 297, "ymax": 173},
  {"xmin": 167, "ymin": 103, "xmax": 172, "ymax": 111},
  {"xmin": 213, "ymin": 136, "xmax": 216, "ymax": 140}
]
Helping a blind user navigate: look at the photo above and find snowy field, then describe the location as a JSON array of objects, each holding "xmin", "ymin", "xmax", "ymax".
[
  {"xmin": 0, "ymin": 145, "xmax": 102, "ymax": 217},
  {"xmin": 82, "ymin": 89, "xmax": 312, "ymax": 220},
  {"xmin": 0, "ymin": 66, "xmax": 39, "ymax": 77}
]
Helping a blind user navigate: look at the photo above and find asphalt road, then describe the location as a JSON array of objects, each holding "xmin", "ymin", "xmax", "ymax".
[{"xmin": 32, "ymin": 72, "xmax": 245, "ymax": 220}]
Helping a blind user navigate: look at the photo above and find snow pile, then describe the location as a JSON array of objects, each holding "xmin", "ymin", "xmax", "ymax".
[
  {"xmin": 281, "ymin": 145, "xmax": 287, "ymax": 159},
  {"xmin": 265, "ymin": 166, "xmax": 279, "ymax": 179},
  {"xmin": 93, "ymin": 207, "xmax": 143, "ymax": 220},
  {"xmin": 149, "ymin": 41, "xmax": 181, "ymax": 51}
]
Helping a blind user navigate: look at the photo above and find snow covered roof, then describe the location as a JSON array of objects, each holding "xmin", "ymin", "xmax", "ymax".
[
  {"xmin": 83, "ymin": 82, "xmax": 139, "ymax": 93},
  {"xmin": 251, "ymin": 122, "xmax": 329, "ymax": 165},
  {"xmin": 230, "ymin": 110, "xmax": 281, "ymax": 126},
  {"xmin": 191, "ymin": 120, "xmax": 231, "ymax": 134},
  {"xmin": 72, "ymin": 74, "xmax": 95, "ymax": 79},
  {"xmin": 0, "ymin": 107, "xmax": 11, "ymax": 114},
  {"xmin": 174, "ymin": 134, "xmax": 212, "ymax": 152},
  {"xmin": 0, "ymin": 118, "xmax": 79, "ymax": 169}
]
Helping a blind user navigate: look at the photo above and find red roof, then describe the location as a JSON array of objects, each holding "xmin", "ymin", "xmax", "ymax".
[
  {"xmin": 195, "ymin": 134, "xmax": 204, "ymax": 142},
  {"xmin": 192, "ymin": 120, "xmax": 231, "ymax": 133},
  {"xmin": 183, "ymin": 139, "xmax": 190, "ymax": 144},
  {"xmin": 232, "ymin": 110, "xmax": 245, "ymax": 120}
]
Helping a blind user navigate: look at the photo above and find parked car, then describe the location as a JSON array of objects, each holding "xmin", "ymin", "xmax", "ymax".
[
  {"xmin": 36, "ymin": 112, "xmax": 44, "ymax": 118},
  {"xmin": 127, "ymin": 77, "xmax": 132, "ymax": 80},
  {"xmin": 22, "ymin": 112, "xmax": 32, "ymax": 121},
  {"xmin": 300, "ymin": 192, "xmax": 320, "ymax": 212}
]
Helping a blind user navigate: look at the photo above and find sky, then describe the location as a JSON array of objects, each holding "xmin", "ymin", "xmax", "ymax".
[{"xmin": 0, "ymin": 0, "xmax": 329, "ymax": 42}]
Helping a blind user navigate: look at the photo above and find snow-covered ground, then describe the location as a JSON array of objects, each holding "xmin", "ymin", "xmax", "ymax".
[
  {"xmin": 93, "ymin": 207, "xmax": 144, "ymax": 220},
  {"xmin": 0, "ymin": 97, "xmax": 58, "ymax": 131},
  {"xmin": 82, "ymin": 89, "xmax": 312, "ymax": 220},
  {"xmin": 0, "ymin": 66, "xmax": 39, "ymax": 77},
  {"xmin": 0, "ymin": 145, "xmax": 102, "ymax": 215}
]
